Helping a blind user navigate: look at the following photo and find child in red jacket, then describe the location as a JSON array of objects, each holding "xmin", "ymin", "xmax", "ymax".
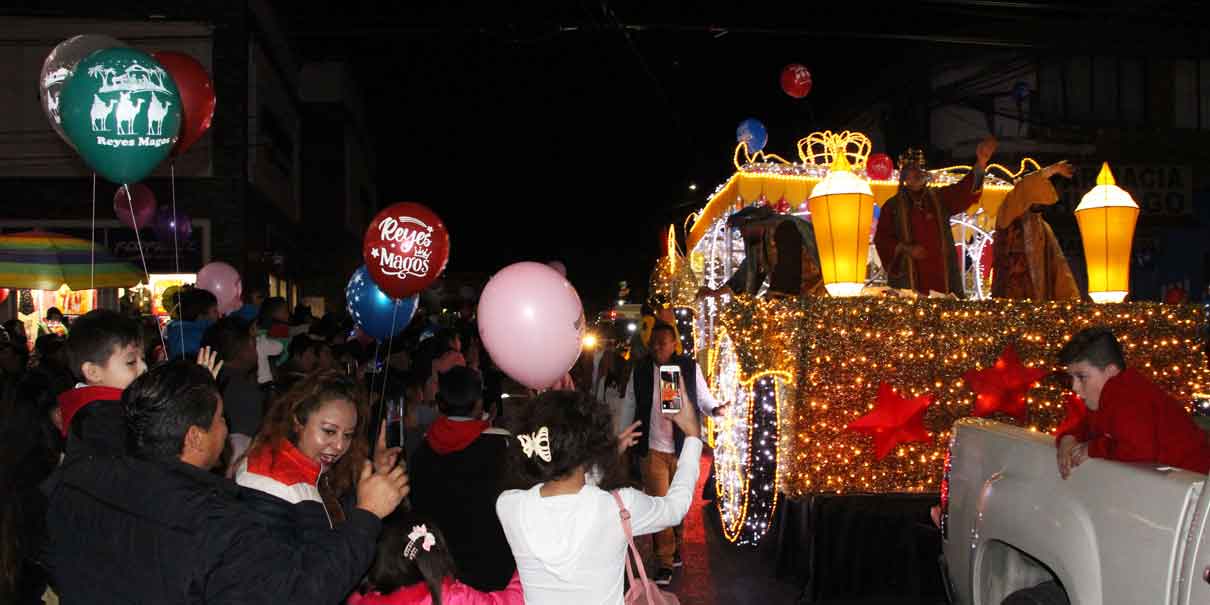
[{"xmin": 1055, "ymin": 327, "xmax": 1210, "ymax": 478}]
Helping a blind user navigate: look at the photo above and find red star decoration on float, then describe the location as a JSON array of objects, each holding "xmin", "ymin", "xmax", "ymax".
[
  {"xmin": 1052, "ymin": 392, "xmax": 1089, "ymax": 437},
  {"xmin": 846, "ymin": 382, "xmax": 933, "ymax": 460},
  {"xmin": 962, "ymin": 344, "xmax": 1048, "ymax": 422}
]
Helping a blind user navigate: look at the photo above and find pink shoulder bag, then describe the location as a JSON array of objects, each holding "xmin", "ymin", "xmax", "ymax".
[{"xmin": 611, "ymin": 491, "xmax": 680, "ymax": 605}]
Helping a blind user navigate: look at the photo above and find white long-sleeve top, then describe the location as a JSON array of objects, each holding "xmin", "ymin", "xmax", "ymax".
[
  {"xmin": 621, "ymin": 365, "xmax": 720, "ymax": 453},
  {"xmin": 495, "ymin": 437, "xmax": 703, "ymax": 605}
]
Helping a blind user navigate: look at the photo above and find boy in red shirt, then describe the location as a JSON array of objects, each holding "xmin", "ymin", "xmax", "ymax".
[{"xmin": 1056, "ymin": 327, "xmax": 1210, "ymax": 478}]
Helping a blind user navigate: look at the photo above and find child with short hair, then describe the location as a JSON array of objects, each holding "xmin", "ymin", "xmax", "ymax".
[
  {"xmin": 57, "ymin": 309, "xmax": 147, "ymax": 456},
  {"xmin": 1055, "ymin": 326, "xmax": 1210, "ymax": 478},
  {"xmin": 165, "ymin": 286, "xmax": 220, "ymax": 360},
  {"xmin": 347, "ymin": 515, "xmax": 523, "ymax": 605}
]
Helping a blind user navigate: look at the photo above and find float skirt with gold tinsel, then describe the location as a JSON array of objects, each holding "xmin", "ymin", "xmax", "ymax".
[{"xmin": 705, "ymin": 295, "xmax": 1210, "ymax": 544}]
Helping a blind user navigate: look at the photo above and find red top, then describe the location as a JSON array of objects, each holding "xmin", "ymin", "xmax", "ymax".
[
  {"xmin": 874, "ymin": 172, "xmax": 982, "ymax": 294},
  {"xmin": 425, "ymin": 415, "xmax": 489, "ymax": 455},
  {"xmin": 346, "ymin": 573, "xmax": 523, "ymax": 605},
  {"xmin": 1055, "ymin": 368, "xmax": 1210, "ymax": 474},
  {"xmin": 245, "ymin": 438, "xmax": 322, "ymax": 487}
]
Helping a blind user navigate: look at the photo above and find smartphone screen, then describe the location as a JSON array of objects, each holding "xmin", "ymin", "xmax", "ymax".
[
  {"xmin": 385, "ymin": 398, "xmax": 404, "ymax": 450},
  {"xmin": 659, "ymin": 366, "xmax": 682, "ymax": 414}
]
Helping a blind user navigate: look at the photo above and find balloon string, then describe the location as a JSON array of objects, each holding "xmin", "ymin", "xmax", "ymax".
[
  {"xmin": 171, "ymin": 162, "xmax": 183, "ymax": 356},
  {"xmin": 378, "ymin": 300, "xmax": 402, "ymax": 421},
  {"xmin": 126, "ymin": 184, "xmax": 168, "ymax": 356},
  {"xmin": 90, "ymin": 173, "xmax": 96, "ymax": 291}
]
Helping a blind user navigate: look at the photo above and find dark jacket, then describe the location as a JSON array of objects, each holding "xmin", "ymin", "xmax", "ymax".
[
  {"xmin": 41, "ymin": 454, "xmax": 380, "ymax": 605},
  {"xmin": 58, "ymin": 386, "xmax": 128, "ymax": 457},
  {"xmin": 217, "ymin": 366, "xmax": 266, "ymax": 437},
  {"xmin": 409, "ymin": 417, "xmax": 515, "ymax": 591},
  {"xmin": 631, "ymin": 354, "xmax": 699, "ymax": 458}
]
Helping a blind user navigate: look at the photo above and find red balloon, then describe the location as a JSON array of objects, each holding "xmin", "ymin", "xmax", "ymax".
[
  {"xmin": 113, "ymin": 184, "xmax": 156, "ymax": 230},
  {"xmin": 363, "ymin": 202, "xmax": 450, "ymax": 299},
  {"xmin": 0, "ymin": 289, "xmax": 8, "ymax": 304},
  {"xmin": 780, "ymin": 64, "xmax": 813, "ymax": 99},
  {"xmin": 153, "ymin": 51, "xmax": 216, "ymax": 158},
  {"xmin": 867, "ymin": 153, "xmax": 894, "ymax": 181}
]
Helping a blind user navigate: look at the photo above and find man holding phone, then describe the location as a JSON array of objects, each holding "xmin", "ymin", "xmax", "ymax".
[{"xmin": 622, "ymin": 322, "xmax": 727, "ymax": 586}]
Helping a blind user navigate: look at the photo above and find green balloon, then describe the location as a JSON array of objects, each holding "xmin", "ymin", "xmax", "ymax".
[{"xmin": 59, "ymin": 47, "xmax": 182, "ymax": 184}]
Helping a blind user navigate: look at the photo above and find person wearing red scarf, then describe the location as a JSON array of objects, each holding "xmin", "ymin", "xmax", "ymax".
[{"xmin": 408, "ymin": 366, "xmax": 516, "ymax": 592}]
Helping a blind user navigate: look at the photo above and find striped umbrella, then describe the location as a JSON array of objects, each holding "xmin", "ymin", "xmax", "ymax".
[{"xmin": 0, "ymin": 230, "xmax": 143, "ymax": 290}]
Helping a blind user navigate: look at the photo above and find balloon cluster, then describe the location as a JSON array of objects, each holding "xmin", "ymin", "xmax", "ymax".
[
  {"xmin": 41, "ymin": 35, "xmax": 215, "ymax": 243},
  {"xmin": 40, "ymin": 36, "xmax": 215, "ymax": 185}
]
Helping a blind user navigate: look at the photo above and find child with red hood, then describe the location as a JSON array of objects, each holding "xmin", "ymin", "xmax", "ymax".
[
  {"xmin": 57, "ymin": 310, "xmax": 147, "ymax": 457},
  {"xmin": 1055, "ymin": 327, "xmax": 1210, "ymax": 478},
  {"xmin": 408, "ymin": 366, "xmax": 516, "ymax": 592}
]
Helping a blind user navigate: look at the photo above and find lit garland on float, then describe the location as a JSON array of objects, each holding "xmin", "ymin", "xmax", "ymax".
[
  {"xmin": 712, "ymin": 295, "xmax": 1208, "ymax": 506},
  {"xmin": 660, "ymin": 132, "xmax": 1209, "ymax": 546}
]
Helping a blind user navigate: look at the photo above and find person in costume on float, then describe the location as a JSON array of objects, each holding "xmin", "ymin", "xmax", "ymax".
[
  {"xmin": 874, "ymin": 136, "xmax": 997, "ymax": 296},
  {"xmin": 991, "ymin": 160, "xmax": 1081, "ymax": 301},
  {"xmin": 696, "ymin": 205, "xmax": 825, "ymax": 299}
]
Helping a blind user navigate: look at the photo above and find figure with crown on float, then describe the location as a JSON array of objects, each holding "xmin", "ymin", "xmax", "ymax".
[
  {"xmin": 990, "ymin": 160, "xmax": 1081, "ymax": 301},
  {"xmin": 875, "ymin": 136, "xmax": 998, "ymax": 296}
]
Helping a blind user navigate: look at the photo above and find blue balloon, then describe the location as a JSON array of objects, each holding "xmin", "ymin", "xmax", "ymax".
[
  {"xmin": 872, "ymin": 204, "xmax": 881, "ymax": 221},
  {"xmin": 345, "ymin": 266, "xmax": 419, "ymax": 340},
  {"xmin": 1012, "ymin": 81, "xmax": 1030, "ymax": 102},
  {"xmin": 736, "ymin": 118, "xmax": 768, "ymax": 153}
]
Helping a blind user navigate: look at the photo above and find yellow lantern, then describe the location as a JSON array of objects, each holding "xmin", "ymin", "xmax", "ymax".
[
  {"xmin": 1075, "ymin": 162, "xmax": 1139, "ymax": 304},
  {"xmin": 808, "ymin": 151, "xmax": 875, "ymax": 297}
]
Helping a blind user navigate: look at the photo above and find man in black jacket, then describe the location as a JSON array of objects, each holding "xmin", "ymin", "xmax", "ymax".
[
  {"xmin": 41, "ymin": 360, "xmax": 409, "ymax": 605},
  {"xmin": 409, "ymin": 365, "xmax": 515, "ymax": 591}
]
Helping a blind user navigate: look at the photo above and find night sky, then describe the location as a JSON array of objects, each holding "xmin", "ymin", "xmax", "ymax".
[{"xmin": 277, "ymin": 2, "xmax": 1206, "ymax": 311}]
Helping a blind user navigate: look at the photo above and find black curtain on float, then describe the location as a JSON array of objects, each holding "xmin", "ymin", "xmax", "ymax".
[{"xmin": 772, "ymin": 493, "xmax": 948, "ymax": 605}]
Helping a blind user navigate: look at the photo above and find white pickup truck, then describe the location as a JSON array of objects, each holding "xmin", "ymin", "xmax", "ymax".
[{"xmin": 940, "ymin": 418, "xmax": 1210, "ymax": 605}]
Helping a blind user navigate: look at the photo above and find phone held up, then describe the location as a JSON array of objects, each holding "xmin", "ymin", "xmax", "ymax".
[
  {"xmin": 385, "ymin": 397, "xmax": 405, "ymax": 450},
  {"xmin": 659, "ymin": 365, "xmax": 682, "ymax": 414}
]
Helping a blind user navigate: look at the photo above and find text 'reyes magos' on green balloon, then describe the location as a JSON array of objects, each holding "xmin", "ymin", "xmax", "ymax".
[{"xmin": 59, "ymin": 47, "xmax": 182, "ymax": 185}]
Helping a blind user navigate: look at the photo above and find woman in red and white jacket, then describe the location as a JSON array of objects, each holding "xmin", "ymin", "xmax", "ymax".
[{"xmin": 235, "ymin": 370, "xmax": 400, "ymax": 541}]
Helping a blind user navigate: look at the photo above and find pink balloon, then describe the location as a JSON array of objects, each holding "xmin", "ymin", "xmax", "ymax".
[
  {"xmin": 196, "ymin": 261, "xmax": 242, "ymax": 311},
  {"xmin": 478, "ymin": 262, "xmax": 585, "ymax": 390},
  {"xmin": 114, "ymin": 184, "xmax": 156, "ymax": 230},
  {"xmin": 546, "ymin": 260, "xmax": 567, "ymax": 277}
]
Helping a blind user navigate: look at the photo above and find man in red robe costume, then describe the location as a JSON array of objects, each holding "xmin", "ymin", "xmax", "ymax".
[{"xmin": 875, "ymin": 136, "xmax": 997, "ymax": 296}]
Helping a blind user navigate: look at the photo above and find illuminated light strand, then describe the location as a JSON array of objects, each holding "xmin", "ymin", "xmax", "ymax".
[
  {"xmin": 708, "ymin": 296, "xmax": 1208, "ymax": 501},
  {"xmin": 797, "ymin": 130, "xmax": 872, "ymax": 170}
]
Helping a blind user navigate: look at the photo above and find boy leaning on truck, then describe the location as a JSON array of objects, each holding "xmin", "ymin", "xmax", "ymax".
[{"xmin": 1055, "ymin": 327, "xmax": 1210, "ymax": 479}]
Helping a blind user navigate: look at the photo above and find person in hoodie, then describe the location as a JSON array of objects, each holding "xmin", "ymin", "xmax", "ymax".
[
  {"xmin": 56, "ymin": 309, "xmax": 147, "ymax": 456},
  {"xmin": 410, "ymin": 366, "xmax": 515, "ymax": 591},
  {"xmin": 495, "ymin": 389, "xmax": 700, "ymax": 604},
  {"xmin": 347, "ymin": 514, "xmax": 523, "ymax": 605},
  {"xmin": 236, "ymin": 370, "xmax": 401, "ymax": 540},
  {"xmin": 165, "ymin": 285, "xmax": 220, "ymax": 360}
]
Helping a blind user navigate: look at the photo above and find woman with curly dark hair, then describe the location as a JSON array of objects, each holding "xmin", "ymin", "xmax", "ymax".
[
  {"xmin": 495, "ymin": 389, "xmax": 701, "ymax": 604},
  {"xmin": 236, "ymin": 369, "xmax": 400, "ymax": 537}
]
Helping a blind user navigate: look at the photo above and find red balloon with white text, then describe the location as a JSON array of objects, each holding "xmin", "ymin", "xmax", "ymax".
[
  {"xmin": 362, "ymin": 202, "xmax": 450, "ymax": 299},
  {"xmin": 780, "ymin": 64, "xmax": 813, "ymax": 99}
]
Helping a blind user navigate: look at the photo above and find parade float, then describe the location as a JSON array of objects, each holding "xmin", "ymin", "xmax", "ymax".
[{"xmin": 649, "ymin": 131, "xmax": 1210, "ymax": 549}]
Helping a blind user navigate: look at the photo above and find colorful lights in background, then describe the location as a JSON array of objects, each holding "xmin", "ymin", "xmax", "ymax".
[{"xmin": 704, "ymin": 295, "xmax": 1208, "ymax": 544}]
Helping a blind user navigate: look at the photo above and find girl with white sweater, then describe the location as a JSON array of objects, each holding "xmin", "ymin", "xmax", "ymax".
[{"xmin": 495, "ymin": 389, "xmax": 702, "ymax": 604}]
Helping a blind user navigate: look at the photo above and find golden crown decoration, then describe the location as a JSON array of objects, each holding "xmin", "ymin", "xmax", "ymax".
[{"xmin": 797, "ymin": 130, "xmax": 872, "ymax": 171}]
